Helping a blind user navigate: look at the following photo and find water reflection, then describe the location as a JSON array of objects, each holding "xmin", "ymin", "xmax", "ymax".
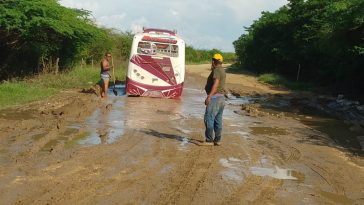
[
  {"xmin": 72, "ymin": 85, "xmax": 256, "ymax": 146},
  {"xmin": 250, "ymin": 166, "xmax": 297, "ymax": 180},
  {"xmin": 79, "ymin": 97, "xmax": 126, "ymax": 145},
  {"xmin": 107, "ymin": 84, "xmax": 126, "ymax": 96}
]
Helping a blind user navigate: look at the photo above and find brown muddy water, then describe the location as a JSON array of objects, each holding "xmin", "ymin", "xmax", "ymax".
[
  {"xmin": 0, "ymin": 76, "xmax": 363, "ymax": 204},
  {"xmin": 68, "ymin": 85, "xmax": 258, "ymax": 148},
  {"xmin": 229, "ymin": 95, "xmax": 364, "ymax": 154}
]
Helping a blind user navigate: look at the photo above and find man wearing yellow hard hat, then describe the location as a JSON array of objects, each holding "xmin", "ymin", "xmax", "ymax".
[{"xmin": 202, "ymin": 53, "xmax": 226, "ymax": 146}]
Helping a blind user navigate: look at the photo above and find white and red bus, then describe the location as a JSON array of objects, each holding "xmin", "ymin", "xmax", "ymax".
[{"xmin": 126, "ymin": 28, "xmax": 185, "ymax": 98}]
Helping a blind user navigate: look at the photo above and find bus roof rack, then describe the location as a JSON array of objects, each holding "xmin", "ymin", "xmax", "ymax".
[{"xmin": 143, "ymin": 28, "xmax": 176, "ymax": 36}]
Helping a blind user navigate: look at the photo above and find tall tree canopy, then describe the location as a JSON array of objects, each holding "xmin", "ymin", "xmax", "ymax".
[
  {"xmin": 0, "ymin": 0, "xmax": 109, "ymax": 79},
  {"xmin": 234, "ymin": 0, "xmax": 364, "ymax": 95}
]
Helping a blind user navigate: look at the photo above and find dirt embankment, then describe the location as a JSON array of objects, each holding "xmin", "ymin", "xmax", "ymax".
[
  {"xmin": 186, "ymin": 64, "xmax": 289, "ymax": 96},
  {"xmin": 0, "ymin": 64, "xmax": 363, "ymax": 205},
  {"xmin": 0, "ymin": 89, "xmax": 101, "ymax": 159}
]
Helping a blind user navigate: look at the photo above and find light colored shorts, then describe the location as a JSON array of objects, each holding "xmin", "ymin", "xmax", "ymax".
[{"xmin": 101, "ymin": 74, "xmax": 110, "ymax": 81}]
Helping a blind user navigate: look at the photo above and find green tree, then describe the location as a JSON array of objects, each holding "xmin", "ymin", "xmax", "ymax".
[
  {"xmin": 185, "ymin": 46, "xmax": 234, "ymax": 63},
  {"xmin": 234, "ymin": 0, "xmax": 364, "ymax": 95},
  {"xmin": 0, "ymin": 0, "xmax": 108, "ymax": 79}
]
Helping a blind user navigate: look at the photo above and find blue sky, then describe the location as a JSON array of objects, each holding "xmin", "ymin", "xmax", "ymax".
[{"xmin": 60, "ymin": 0, "xmax": 288, "ymax": 52}]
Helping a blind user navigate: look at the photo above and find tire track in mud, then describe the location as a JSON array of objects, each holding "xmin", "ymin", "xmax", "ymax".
[
  {"xmin": 0, "ymin": 127, "xmax": 149, "ymax": 205},
  {"xmin": 303, "ymin": 159, "xmax": 359, "ymax": 205},
  {"xmin": 256, "ymin": 133, "xmax": 350, "ymax": 199},
  {"xmin": 106, "ymin": 130, "xmax": 180, "ymax": 203},
  {"xmin": 159, "ymin": 148, "xmax": 203, "ymax": 204},
  {"xmin": 116, "ymin": 129, "xmax": 146, "ymax": 153},
  {"xmin": 188, "ymin": 148, "xmax": 221, "ymax": 203},
  {"xmin": 255, "ymin": 138, "xmax": 301, "ymax": 166},
  {"xmin": 263, "ymin": 136, "xmax": 302, "ymax": 163},
  {"xmin": 70, "ymin": 128, "xmax": 187, "ymax": 204},
  {"xmin": 19, "ymin": 129, "xmax": 147, "ymax": 205},
  {"xmin": 249, "ymin": 130, "xmax": 354, "ymax": 203},
  {"xmin": 214, "ymin": 128, "xmax": 307, "ymax": 204},
  {"xmin": 306, "ymin": 159, "xmax": 346, "ymax": 195},
  {"xmin": 158, "ymin": 147, "xmax": 218, "ymax": 205},
  {"xmin": 223, "ymin": 177, "xmax": 283, "ymax": 205},
  {"xmin": 216, "ymin": 140, "xmax": 284, "ymax": 204}
]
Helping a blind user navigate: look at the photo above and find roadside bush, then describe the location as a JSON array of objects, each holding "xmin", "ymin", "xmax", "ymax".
[
  {"xmin": 185, "ymin": 46, "xmax": 236, "ymax": 64},
  {"xmin": 234, "ymin": 0, "xmax": 364, "ymax": 96},
  {"xmin": 258, "ymin": 73, "xmax": 312, "ymax": 91}
]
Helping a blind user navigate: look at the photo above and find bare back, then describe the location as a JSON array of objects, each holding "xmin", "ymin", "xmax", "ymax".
[{"xmin": 100, "ymin": 58, "xmax": 110, "ymax": 75}]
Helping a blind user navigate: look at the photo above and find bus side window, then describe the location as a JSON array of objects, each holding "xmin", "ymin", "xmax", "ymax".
[
  {"xmin": 171, "ymin": 45, "xmax": 178, "ymax": 57},
  {"xmin": 138, "ymin": 41, "xmax": 155, "ymax": 55},
  {"xmin": 151, "ymin": 44, "xmax": 157, "ymax": 55}
]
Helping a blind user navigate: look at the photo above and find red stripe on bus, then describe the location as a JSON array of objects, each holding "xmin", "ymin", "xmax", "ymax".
[
  {"xmin": 142, "ymin": 36, "xmax": 177, "ymax": 44},
  {"xmin": 126, "ymin": 78, "xmax": 183, "ymax": 98},
  {"xmin": 130, "ymin": 55, "xmax": 177, "ymax": 85}
]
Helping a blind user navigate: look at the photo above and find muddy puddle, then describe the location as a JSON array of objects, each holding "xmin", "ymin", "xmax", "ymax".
[
  {"xmin": 63, "ymin": 86, "xmax": 260, "ymax": 148},
  {"xmin": 70, "ymin": 85, "xmax": 127, "ymax": 146},
  {"xmin": 108, "ymin": 84, "xmax": 126, "ymax": 96},
  {"xmin": 33, "ymin": 84, "xmax": 360, "ymax": 203},
  {"xmin": 225, "ymin": 94, "xmax": 267, "ymax": 106},
  {"xmin": 19, "ymin": 85, "xmax": 266, "ymax": 151},
  {"xmin": 219, "ymin": 156, "xmax": 304, "ymax": 184},
  {"xmin": 229, "ymin": 93, "xmax": 364, "ymax": 154},
  {"xmin": 250, "ymin": 166, "xmax": 299, "ymax": 180},
  {"xmin": 249, "ymin": 126, "xmax": 288, "ymax": 135},
  {"xmin": 1, "ymin": 69, "xmax": 363, "ymax": 204},
  {"xmin": 297, "ymin": 113, "xmax": 364, "ymax": 153}
]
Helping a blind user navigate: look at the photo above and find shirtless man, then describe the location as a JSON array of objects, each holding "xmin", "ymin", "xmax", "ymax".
[{"xmin": 100, "ymin": 52, "xmax": 113, "ymax": 98}]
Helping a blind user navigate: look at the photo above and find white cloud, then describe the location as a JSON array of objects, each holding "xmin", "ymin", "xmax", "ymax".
[
  {"xmin": 194, "ymin": 35, "xmax": 232, "ymax": 51},
  {"xmin": 59, "ymin": 0, "xmax": 100, "ymax": 12},
  {"xmin": 60, "ymin": 0, "xmax": 288, "ymax": 52},
  {"xmin": 170, "ymin": 9, "xmax": 179, "ymax": 16},
  {"xmin": 225, "ymin": 0, "xmax": 288, "ymax": 22},
  {"xmin": 97, "ymin": 14, "xmax": 127, "ymax": 29},
  {"xmin": 131, "ymin": 18, "xmax": 149, "ymax": 33}
]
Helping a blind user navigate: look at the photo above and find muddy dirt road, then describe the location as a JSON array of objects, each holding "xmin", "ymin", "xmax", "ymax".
[{"xmin": 0, "ymin": 65, "xmax": 363, "ymax": 205}]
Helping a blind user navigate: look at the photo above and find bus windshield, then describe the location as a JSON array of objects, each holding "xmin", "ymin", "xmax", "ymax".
[{"xmin": 137, "ymin": 41, "xmax": 179, "ymax": 57}]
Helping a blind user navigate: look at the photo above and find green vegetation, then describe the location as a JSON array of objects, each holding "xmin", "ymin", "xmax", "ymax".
[
  {"xmin": 0, "ymin": 0, "xmax": 105, "ymax": 79},
  {"xmin": 0, "ymin": 0, "xmax": 240, "ymax": 108},
  {"xmin": 0, "ymin": 0, "xmax": 132, "ymax": 80},
  {"xmin": 258, "ymin": 73, "xmax": 312, "ymax": 91},
  {"xmin": 234, "ymin": 0, "xmax": 364, "ymax": 96},
  {"xmin": 0, "ymin": 82, "xmax": 56, "ymax": 108},
  {"xmin": 226, "ymin": 64, "xmax": 254, "ymax": 74},
  {"xmin": 0, "ymin": 0, "xmax": 131, "ymax": 108},
  {"xmin": 0, "ymin": 65, "xmax": 127, "ymax": 108},
  {"xmin": 185, "ymin": 46, "xmax": 236, "ymax": 64}
]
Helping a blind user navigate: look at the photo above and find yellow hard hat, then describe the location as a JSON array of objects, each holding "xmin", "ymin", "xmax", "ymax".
[{"xmin": 212, "ymin": 53, "xmax": 223, "ymax": 62}]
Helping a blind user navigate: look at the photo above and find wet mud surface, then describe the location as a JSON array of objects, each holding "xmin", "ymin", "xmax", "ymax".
[{"xmin": 0, "ymin": 65, "xmax": 363, "ymax": 204}]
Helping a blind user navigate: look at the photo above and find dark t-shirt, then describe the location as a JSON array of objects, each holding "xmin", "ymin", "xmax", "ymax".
[{"xmin": 204, "ymin": 66, "xmax": 226, "ymax": 95}]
